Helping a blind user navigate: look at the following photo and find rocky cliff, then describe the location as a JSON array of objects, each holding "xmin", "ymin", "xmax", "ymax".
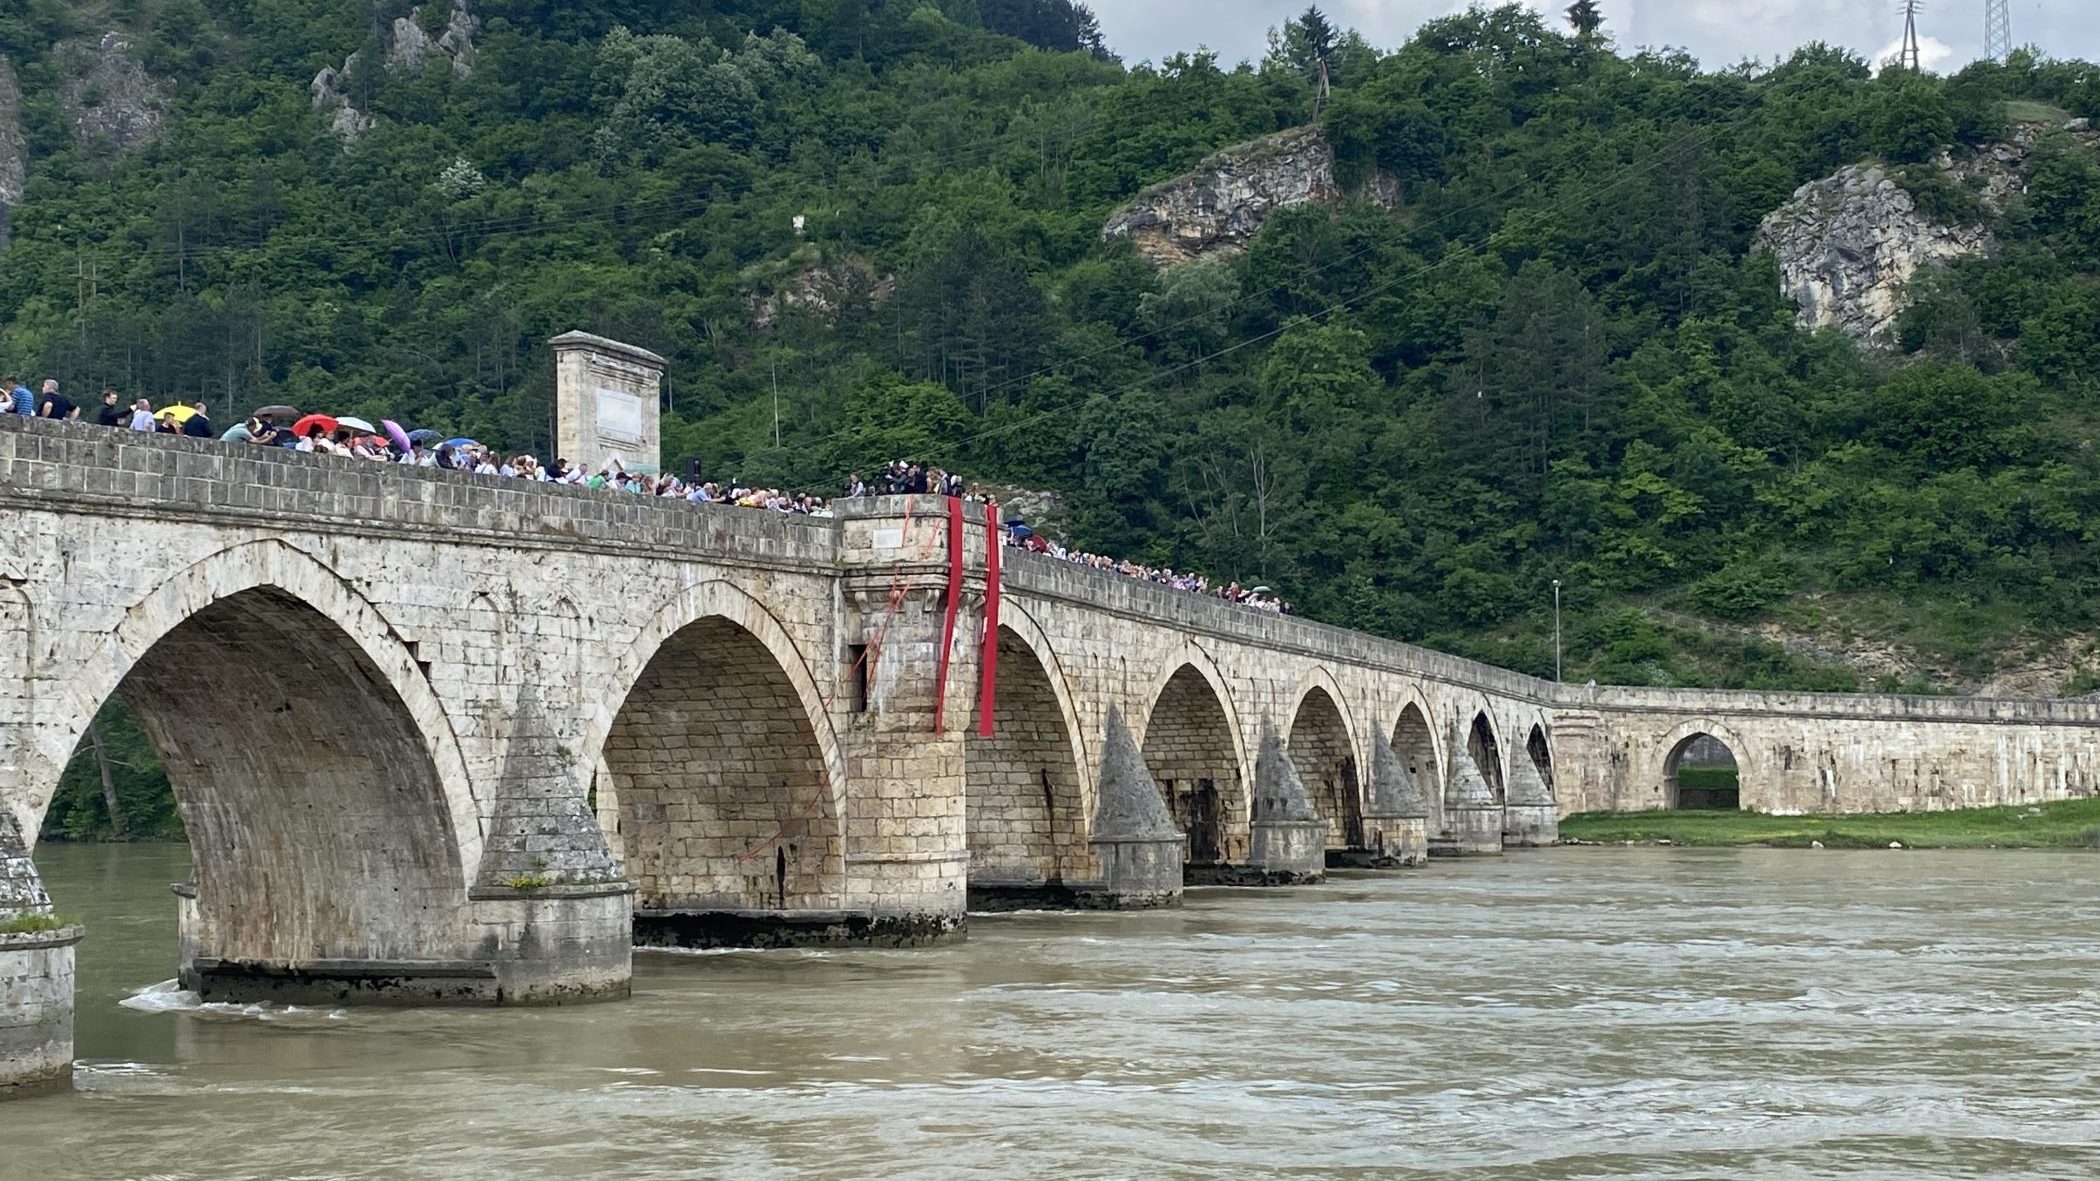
[
  {"xmin": 1101, "ymin": 125, "xmax": 1395, "ymax": 266},
  {"xmin": 313, "ymin": 1, "xmax": 479, "ymax": 144},
  {"xmin": 55, "ymin": 33, "xmax": 166, "ymax": 154},
  {"xmin": 0, "ymin": 57, "xmax": 23, "ymax": 251},
  {"xmin": 1756, "ymin": 119, "xmax": 2096, "ymax": 344}
]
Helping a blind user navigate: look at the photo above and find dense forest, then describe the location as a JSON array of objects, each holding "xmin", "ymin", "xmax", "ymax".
[{"xmin": 6, "ymin": 1, "xmax": 2100, "ymax": 837}]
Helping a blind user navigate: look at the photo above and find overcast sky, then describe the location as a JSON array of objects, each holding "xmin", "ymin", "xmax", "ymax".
[{"xmin": 1093, "ymin": 1, "xmax": 2097, "ymax": 76}]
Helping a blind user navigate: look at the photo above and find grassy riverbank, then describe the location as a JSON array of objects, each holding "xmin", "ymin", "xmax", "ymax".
[{"xmin": 1560, "ymin": 798, "xmax": 2100, "ymax": 849}]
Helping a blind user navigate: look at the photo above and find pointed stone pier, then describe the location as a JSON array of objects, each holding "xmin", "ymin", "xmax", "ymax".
[
  {"xmin": 1356, "ymin": 725, "xmax": 1430, "ymax": 867},
  {"xmin": 1438, "ymin": 727, "xmax": 1504, "ymax": 857},
  {"xmin": 0, "ymin": 811, "xmax": 84, "ymax": 1098},
  {"xmin": 1247, "ymin": 724, "xmax": 1327, "ymax": 885},
  {"xmin": 1078, "ymin": 706, "xmax": 1185, "ymax": 909},
  {"xmin": 1503, "ymin": 750, "xmax": 1559, "ymax": 848}
]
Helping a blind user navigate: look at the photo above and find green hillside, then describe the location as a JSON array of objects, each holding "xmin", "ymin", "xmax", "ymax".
[{"xmin": 8, "ymin": 3, "xmax": 2100, "ymax": 839}]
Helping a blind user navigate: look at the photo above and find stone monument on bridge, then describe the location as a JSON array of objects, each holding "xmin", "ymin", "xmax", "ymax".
[{"xmin": 550, "ymin": 330, "xmax": 665, "ymax": 476}]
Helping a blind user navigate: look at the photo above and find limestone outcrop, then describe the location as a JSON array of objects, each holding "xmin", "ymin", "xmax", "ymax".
[
  {"xmin": 310, "ymin": 55, "xmax": 375, "ymax": 144},
  {"xmin": 314, "ymin": 3, "xmax": 478, "ymax": 145},
  {"xmin": 54, "ymin": 33, "xmax": 165, "ymax": 154},
  {"xmin": 749, "ymin": 257, "xmax": 894, "ymax": 331},
  {"xmin": 1755, "ymin": 119, "xmax": 2098, "ymax": 344},
  {"xmin": 1755, "ymin": 164, "xmax": 1993, "ymax": 343},
  {"xmin": 388, "ymin": 1, "xmax": 480, "ymax": 76},
  {"xmin": 1101, "ymin": 125, "xmax": 1396, "ymax": 266},
  {"xmin": 0, "ymin": 57, "xmax": 23, "ymax": 251}
]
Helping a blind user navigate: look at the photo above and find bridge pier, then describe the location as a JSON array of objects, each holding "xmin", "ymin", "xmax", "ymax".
[
  {"xmin": 1352, "ymin": 730, "xmax": 1430, "ymax": 868},
  {"xmin": 1244, "ymin": 727, "xmax": 1327, "ymax": 885},
  {"xmin": 0, "ymin": 813, "xmax": 82, "ymax": 1098},
  {"xmin": 1440, "ymin": 738, "xmax": 1505, "ymax": 856},
  {"xmin": 172, "ymin": 877, "xmax": 633, "ymax": 1005}
]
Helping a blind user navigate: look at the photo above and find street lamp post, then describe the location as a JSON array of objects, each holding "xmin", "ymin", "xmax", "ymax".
[{"xmin": 1552, "ymin": 579, "xmax": 1563, "ymax": 683}]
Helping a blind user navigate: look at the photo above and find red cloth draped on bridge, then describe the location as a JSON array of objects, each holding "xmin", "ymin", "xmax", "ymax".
[
  {"xmin": 977, "ymin": 502, "xmax": 1002, "ymax": 737},
  {"xmin": 932, "ymin": 495, "xmax": 966, "ymax": 733}
]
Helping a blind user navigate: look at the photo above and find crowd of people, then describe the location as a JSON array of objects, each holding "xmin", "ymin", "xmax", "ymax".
[
  {"xmin": 1004, "ymin": 530, "xmax": 1293, "ymax": 615},
  {"xmin": 5, "ymin": 375, "xmax": 1287, "ymax": 614}
]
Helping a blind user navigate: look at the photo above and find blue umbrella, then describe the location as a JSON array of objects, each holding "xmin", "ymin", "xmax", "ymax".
[
  {"xmin": 407, "ymin": 428, "xmax": 442, "ymax": 443},
  {"xmin": 441, "ymin": 437, "xmax": 479, "ymax": 449}
]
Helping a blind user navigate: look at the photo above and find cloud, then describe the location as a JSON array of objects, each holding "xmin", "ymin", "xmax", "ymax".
[{"xmin": 1871, "ymin": 35, "xmax": 1959, "ymax": 75}]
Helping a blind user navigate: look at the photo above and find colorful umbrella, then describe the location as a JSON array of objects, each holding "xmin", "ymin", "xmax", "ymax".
[
  {"xmin": 154, "ymin": 404, "xmax": 199, "ymax": 424},
  {"xmin": 292, "ymin": 414, "xmax": 338, "ymax": 438},
  {"xmin": 441, "ymin": 437, "xmax": 479, "ymax": 450},
  {"xmin": 382, "ymin": 419, "xmax": 413, "ymax": 453},
  {"xmin": 253, "ymin": 404, "xmax": 299, "ymax": 419},
  {"xmin": 407, "ymin": 428, "xmax": 442, "ymax": 443},
  {"xmin": 335, "ymin": 415, "xmax": 378, "ymax": 433}
]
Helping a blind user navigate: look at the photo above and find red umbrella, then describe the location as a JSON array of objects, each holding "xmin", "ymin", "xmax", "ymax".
[
  {"xmin": 291, "ymin": 414, "xmax": 338, "ymax": 438},
  {"xmin": 381, "ymin": 419, "xmax": 413, "ymax": 453}
]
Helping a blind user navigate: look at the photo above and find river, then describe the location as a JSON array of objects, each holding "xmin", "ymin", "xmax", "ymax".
[{"xmin": 11, "ymin": 843, "xmax": 2100, "ymax": 1180}]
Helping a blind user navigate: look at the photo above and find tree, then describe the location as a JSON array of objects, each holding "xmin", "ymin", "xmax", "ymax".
[{"xmin": 1564, "ymin": 0, "xmax": 1604, "ymax": 44}]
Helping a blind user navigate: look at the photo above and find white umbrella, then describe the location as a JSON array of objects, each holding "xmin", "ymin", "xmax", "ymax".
[{"xmin": 335, "ymin": 415, "xmax": 378, "ymax": 433}]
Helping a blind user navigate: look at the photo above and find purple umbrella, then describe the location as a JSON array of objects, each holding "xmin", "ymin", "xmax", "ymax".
[{"xmin": 382, "ymin": 419, "xmax": 413, "ymax": 453}]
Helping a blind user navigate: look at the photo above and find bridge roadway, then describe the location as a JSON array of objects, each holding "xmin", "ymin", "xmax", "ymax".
[{"xmin": 4, "ymin": 414, "xmax": 2099, "ymax": 1096}]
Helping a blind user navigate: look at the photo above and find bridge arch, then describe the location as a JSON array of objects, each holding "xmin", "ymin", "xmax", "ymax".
[
  {"xmin": 1138, "ymin": 644, "xmax": 1251, "ymax": 867},
  {"xmin": 40, "ymin": 539, "xmax": 481, "ymax": 967},
  {"xmin": 1391, "ymin": 694, "xmax": 1443, "ymax": 830},
  {"xmin": 965, "ymin": 604, "xmax": 1093, "ymax": 894},
  {"xmin": 1466, "ymin": 710, "xmax": 1507, "ymax": 803},
  {"xmin": 1658, "ymin": 720, "xmax": 1752, "ymax": 811},
  {"xmin": 1525, "ymin": 722, "xmax": 1556, "ymax": 798},
  {"xmin": 1286, "ymin": 668, "xmax": 1363, "ymax": 850},
  {"xmin": 585, "ymin": 580, "xmax": 848, "ymax": 914}
]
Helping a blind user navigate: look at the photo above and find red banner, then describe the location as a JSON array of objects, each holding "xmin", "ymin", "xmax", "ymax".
[
  {"xmin": 978, "ymin": 503, "xmax": 1002, "ymax": 737},
  {"xmin": 931, "ymin": 495, "xmax": 965, "ymax": 733}
]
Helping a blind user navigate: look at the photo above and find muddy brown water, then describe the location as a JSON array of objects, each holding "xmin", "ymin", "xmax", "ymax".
[{"xmin": 12, "ymin": 842, "xmax": 2100, "ymax": 1180}]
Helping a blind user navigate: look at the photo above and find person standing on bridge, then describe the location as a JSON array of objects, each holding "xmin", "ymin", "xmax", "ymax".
[
  {"xmin": 95, "ymin": 390, "xmax": 124, "ymax": 426},
  {"xmin": 127, "ymin": 399, "xmax": 156, "ymax": 432},
  {"xmin": 36, "ymin": 380, "xmax": 77, "ymax": 421},
  {"xmin": 3, "ymin": 376, "xmax": 30, "ymax": 416}
]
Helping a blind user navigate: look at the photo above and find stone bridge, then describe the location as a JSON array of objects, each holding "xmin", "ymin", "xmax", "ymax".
[{"xmin": 5, "ymin": 414, "xmax": 2100, "ymax": 1096}]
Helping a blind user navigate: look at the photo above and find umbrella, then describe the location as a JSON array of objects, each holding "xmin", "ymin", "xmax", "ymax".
[
  {"xmin": 335, "ymin": 415, "xmax": 378, "ymax": 433},
  {"xmin": 407, "ymin": 428, "xmax": 442, "ymax": 443},
  {"xmin": 1251, "ymin": 586, "xmax": 1273, "ymax": 594},
  {"xmin": 154, "ymin": 404, "xmax": 199, "ymax": 424},
  {"xmin": 220, "ymin": 424, "xmax": 253, "ymax": 442},
  {"xmin": 382, "ymin": 419, "xmax": 413, "ymax": 453},
  {"xmin": 441, "ymin": 437, "xmax": 479, "ymax": 450},
  {"xmin": 1010, "ymin": 524, "xmax": 1034, "ymax": 540},
  {"xmin": 253, "ymin": 404, "xmax": 299, "ymax": 419},
  {"xmin": 292, "ymin": 413, "xmax": 338, "ymax": 438}
]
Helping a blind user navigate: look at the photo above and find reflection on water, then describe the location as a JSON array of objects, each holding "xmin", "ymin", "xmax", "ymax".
[{"xmin": 16, "ymin": 843, "xmax": 2100, "ymax": 1180}]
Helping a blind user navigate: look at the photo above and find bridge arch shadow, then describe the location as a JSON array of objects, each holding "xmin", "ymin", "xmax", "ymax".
[
  {"xmin": 964, "ymin": 615, "xmax": 1091, "ymax": 908},
  {"xmin": 42, "ymin": 541, "xmax": 480, "ymax": 996},
  {"xmin": 1527, "ymin": 723, "xmax": 1555, "ymax": 798},
  {"xmin": 1391, "ymin": 698, "xmax": 1442, "ymax": 832},
  {"xmin": 1139, "ymin": 651, "xmax": 1250, "ymax": 872},
  {"xmin": 1468, "ymin": 711, "xmax": 1506, "ymax": 804},
  {"xmin": 586, "ymin": 581, "xmax": 847, "ymax": 941},
  {"xmin": 1287, "ymin": 673, "xmax": 1362, "ymax": 852}
]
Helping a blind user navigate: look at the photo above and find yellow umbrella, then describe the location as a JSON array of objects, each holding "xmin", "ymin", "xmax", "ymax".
[{"xmin": 154, "ymin": 404, "xmax": 199, "ymax": 424}]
